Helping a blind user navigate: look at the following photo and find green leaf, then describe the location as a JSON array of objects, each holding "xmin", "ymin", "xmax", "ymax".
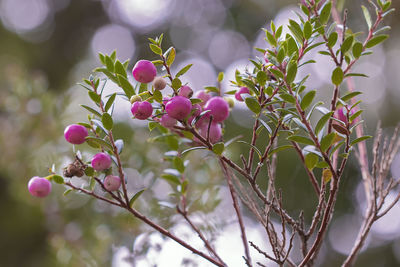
[
  {"xmin": 212, "ymin": 142, "xmax": 225, "ymax": 155},
  {"xmin": 204, "ymin": 86, "xmax": 220, "ymax": 93},
  {"xmin": 237, "ymin": 141, "xmax": 262, "ymax": 159},
  {"xmin": 114, "ymin": 60, "xmax": 127, "ymax": 78},
  {"xmin": 63, "ymin": 189, "xmax": 73, "ymax": 196},
  {"xmin": 320, "ymin": 132, "xmax": 336, "ymax": 152},
  {"xmin": 276, "ymin": 47, "xmax": 285, "ymax": 63},
  {"xmin": 341, "ymin": 91, "xmax": 362, "ymax": 102},
  {"xmin": 266, "ymin": 30, "xmax": 277, "ymax": 47},
  {"xmin": 149, "ymin": 44, "xmax": 162, "ymax": 55},
  {"xmin": 269, "ymin": 68, "xmax": 284, "ymax": 79},
  {"xmin": 176, "ymin": 64, "xmax": 193, "ymax": 77},
  {"xmin": 52, "ymin": 175, "xmax": 64, "ymax": 184},
  {"xmin": 84, "ymin": 167, "xmax": 94, "ymax": 177},
  {"xmin": 315, "ymin": 111, "xmax": 334, "ymax": 135},
  {"xmin": 88, "ymin": 91, "xmax": 101, "ymax": 104},
  {"xmin": 327, "ymin": 32, "xmax": 338, "ymax": 47},
  {"xmin": 166, "ymin": 47, "xmax": 176, "ymax": 66},
  {"xmin": 244, "ymin": 97, "xmax": 261, "ymax": 114},
  {"xmin": 331, "ymin": 67, "xmax": 344, "ymax": 86},
  {"xmin": 288, "ymin": 20, "xmax": 304, "ymax": 42},
  {"xmin": 303, "ymin": 21, "xmax": 312, "ymax": 39},
  {"xmin": 319, "ymin": 1, "xmax": 332, "ymax": 25},
  {"xmin": 301, "ymin": 90, "xmax": 316, "ymax": 110},
  {"xmin": 98, "ymin": 53, "xmax": 105, "ymax": 64},
  {"xmin": 258, "ymin": 118, "xmax": 272, "ymax": 135},
  {"xmin": 173, "ymin": 157, "xmax": 185, "ymax": 173},
  {"xmin": 182, "ymin": 146, "xmax": 207, "ymax": 155},
  {"xmin": 85, "ymin": 137, "xmax": 113, "ymax": 151},
  {"xmin": 171, "ymin": 78, "xmax": 182, "ymax": 90},
  {"xmin": 256, "ymin": 71, "xmax": 268, "ymax": 86},
  {"xmin": 81, "ymin": 104, "xmax": 101, "ymax": 117},
  {"xmin": 117, "ymin": 74, "xmax": 135, "ymax": 99},
  {"xmin": 350, "ymin": 135, "xmax": 372, "ymax": 146},
  {"xmin": 129, "ymin": 189, "xmax": 146, "ymax": 207},
  {"xmin": 286, "ymin": 61, "xmax": 297, "ymax": 84},
  {"xmin": 105, "ymin": 56, "xmax": 114, "ymax": 72},
  {"xmin": 161, "ymin": 173, "xmax": 181, "ymax": 185},
  {"xmin": 287, "ymin": 135, "xmax": 315, "ymax": 146},
  {"xmin": 345, "ymin": 73, "xmax": 368, "ymax": 78},
  {"xmin": 101, "ymin": 113, "xmax": 113, "ymax": 130},
  {"xmin": 341, "ymin": 35, "xmax": 354, "ymax": 53},
  {"xmin": 361, "ymin": 5, "xmax": 372, "ymax": 29},
  {"xmin": 148, "ymin": 121, "xmax": 158, "ymax": 131},
  {"xmin": 280, "ymin": 93, "xmax": 296, "ymax": 104},
  {"xmin": 105, "ymin": 93, "xmax": 116, "ymax": 112},
  {"xmin": 287, "ymin": 36, "xmax": 299, "ymax": 55},
  {"xmin": 366, "ymin": 35, "xmax": 388, "ymax": 48},
  {"xmin": 349, "ymin": 110, "xmax": 363, "ymax": 122},
  {"xmin": 352, "ymin": 42, "xmax": 363, "ymax": 58},
  {"xmin": 305, "ymin": 153, "xmax": 318, "ymax": 170},
  {"xmin": 268, "ymin": 145, "xmax": 292, "ymax": 156},
  {"xmin": 218, "ymin": 72, "xmax": 224, "ymax": 82}
]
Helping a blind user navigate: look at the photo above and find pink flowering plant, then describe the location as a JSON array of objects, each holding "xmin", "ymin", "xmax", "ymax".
[{"xmin": 28, "ymin": 0, "xmax": 399, "ymax": 266}]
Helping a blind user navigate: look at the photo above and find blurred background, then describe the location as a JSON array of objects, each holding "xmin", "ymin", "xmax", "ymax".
[{"xmin": 0, "ymin": 0, "xmax": 400, "ymax": 266}]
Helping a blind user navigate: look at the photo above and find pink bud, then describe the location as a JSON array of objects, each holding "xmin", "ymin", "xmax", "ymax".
[
  {"xmin": 132, "ymin": 60, "xmax": 157, "ymax": 83},
  {"xmin": 203, "ymin": 96, "xmax": 230, "ymax": 123},
  {"xmin": 178, "ymin": 85, "xmax": 193, "ymax": 98},
  {"xmin": 131, "ymin": 101, "xmax": 153, "ymax": 120},
  {"xmin": 64, "ymin": 124, "xmax": 88, "ymax": 144},
  {"xmin": 235, "ymin": 87, "xmax": 250, "ymax": 101},
  {"xmin": 104, "ymin": 175, "xmax": 121, "ymax": 191},
  {"xmin": 160, "ymin": 114, "xmax": 177, "ymax": 128},
  {"xmin": 28, "ymin": 176, "xmax": 52, "ymax": 198},
  {"xmin": 91, "ymin": 152, "xmax": 112, "ymax": 171},
  {"xmin": 165, "ymin": 96, "xmax": 192, "ymax": 120},
  {"xmin": 193, "ymin": 90, "xmax": 211, "ymax": 106},
  {"xmin": 334, "ymin": 107, "xmax": 354, "ymax": 125},
  {"xmin": 264, "ymin": 51, "xmax": 269, "ymax": 64},
  {"xmin": 198, "ymin": 122, "xmax": 222, "ymax": 144}
]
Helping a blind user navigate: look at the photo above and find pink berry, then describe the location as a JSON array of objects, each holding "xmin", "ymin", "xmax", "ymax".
[
  {"xmin": 160, "ymin": 114, "xmax": 177, "ymax": 128},
  {"xmin": 165, "ymin": 96, "xmax": 192, "ymax": 120},
  {"xmin": 235, "ymin": 87, "xmax": 250, "ymax": 101},
  {"xmin": 91, "ymin": 152, "xmax": 112, "ymax": 171},
  {"xmin": 193, "ymin": 90, "xmax": 211, "ymax": 106},
  {"xmin": 64, "ymin": 124, "xmax": 88, "ymax": 144},
  {"xmin": 178, "ymin": 85, "xmax": 193, "ymax": 98},
  {"xmin": 132, "ymin": 60, "xmax": 157, "ymax": 83},
  {"xmin": 104, "ymin": 175, "xmax": 121, "ymax": 191},
  {"xmin": 131, "ymin": 101, "xmax": 153, "ymax": 120},
  {"xmin": 203, "ymin": 96, "xmax": 230, "ymax": 123},
  {"xmin": 28, "ymin": 176, "xmax": 52, "ymax": 198},
  {"xmin": 199, "ymin": 122, "xmax": 222, "ymax": 144}
]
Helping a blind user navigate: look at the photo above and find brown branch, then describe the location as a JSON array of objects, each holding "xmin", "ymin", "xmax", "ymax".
[
  {"xmin": 220, "ymin": 160, "xmax": 253, "ymax": 267},
  {"xmin": 177, "ymin": 207, "xmax": 226, "ymax": 266}
]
